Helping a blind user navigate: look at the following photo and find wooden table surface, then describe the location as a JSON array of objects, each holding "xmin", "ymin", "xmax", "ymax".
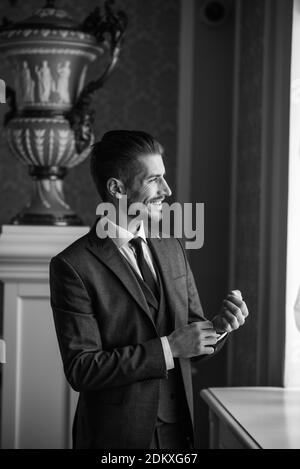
[{"xmin": 200, "ymin": 387, "xmax": 300, "ymax": 449}]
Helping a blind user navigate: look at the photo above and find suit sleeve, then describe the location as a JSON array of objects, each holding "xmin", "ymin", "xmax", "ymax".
[{"xmin": 50, "ymin": 256, "xmax": 167, "ymax": 392}]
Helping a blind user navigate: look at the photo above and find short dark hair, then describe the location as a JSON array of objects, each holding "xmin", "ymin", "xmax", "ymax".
[{"xmin": 90, "ymin": 130, "xmax": 164, "ymax": 200}]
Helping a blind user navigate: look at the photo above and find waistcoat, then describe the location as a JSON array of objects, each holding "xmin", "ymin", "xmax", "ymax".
[{"xmin": 126, "ymin": 248, "xmax": 187, "ymax": 424}]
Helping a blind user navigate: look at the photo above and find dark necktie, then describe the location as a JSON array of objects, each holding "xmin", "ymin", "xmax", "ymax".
[{"xmin": 129, "ymin": 237, "xmax": 159, "ymax": 300}]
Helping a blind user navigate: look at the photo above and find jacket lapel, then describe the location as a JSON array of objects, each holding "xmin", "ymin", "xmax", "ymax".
[{"xmin": 86, "ymin": 227, "xmax": 155, "ymax": 325}]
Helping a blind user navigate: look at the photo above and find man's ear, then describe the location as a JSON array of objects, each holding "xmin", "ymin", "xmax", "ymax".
[{"xmin": 107, "ymin": 178, "xmax": 126, "ymax": 199}]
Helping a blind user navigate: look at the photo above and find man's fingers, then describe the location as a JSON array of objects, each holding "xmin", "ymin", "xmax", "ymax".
[
  {"xmin": 227, "ymin": 291, "xmax": 249, "ymax": 319},
  {"xmin": 230, "ymin": 289, "xmax": 242, "ymax": 299},
  {"xmin": 203, "ymin": 336, "xmax": 218, "ymax": 345},
  {"xmin": 201, "ymin": 331, "xmax": 217, "ymax": 340},
  {"xmin": 224, "ymin": 298, "xmax": 249, "ymax": 320},
  {"xmin": 223, "ymin": 299, "xmax": 240, "ymax": 313},
  {"xmin": 191, "ymin": 320, "xmax": 213, "ymax": 327},
  {"xmin": 216, "ymin": 316, "xmax": 232, "ymax": 332},
  {"xmin": 191, "ymin": 322, "xmax": 219, "ymax": 339},
  {"xmin": 203, "ymin": 330, "xmax": 219, "ymax": 339},
  {"xmin": 202, "ymin": 346, "xmax": 215, "ymax": 355},
  {"xmin": 192, "ymin": 320, "xmax": 215, "ymax": 331},
  {"xmin": 223, "ymin": 300, "xmax": 245, "ymax": 325},
  {"xmin": 230, "ymin": 309, "xmax": 245, "ymax": 326},
  {"xmin": 227, "ymin": 294, "xmax": 243, "ymax": 308},
  {"xmin": 240, "ymin": 301, "xmax": 249, "ymax": 318},
  {"xmin": 199, "ymin": 320, "xmax": 213, "ymax": 329},
  {"xmin": 222, "ymin": 309, "xmax": 241, "ymax": 330}
]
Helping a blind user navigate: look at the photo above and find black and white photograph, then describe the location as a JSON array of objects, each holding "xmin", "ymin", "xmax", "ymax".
[{"xmin": 0, "ymin": 0, "xmax": 299, "ymax": 456}]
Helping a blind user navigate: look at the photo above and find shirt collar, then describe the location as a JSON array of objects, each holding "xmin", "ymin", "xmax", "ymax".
[{"xmin": 97, "ymin": 217, "xmax": 147, "ymax": 249}]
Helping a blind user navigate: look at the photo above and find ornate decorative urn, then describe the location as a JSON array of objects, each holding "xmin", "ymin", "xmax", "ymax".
[{"xmin": 0, "ymin": 0, "xmax": 127, "ymax": 225}]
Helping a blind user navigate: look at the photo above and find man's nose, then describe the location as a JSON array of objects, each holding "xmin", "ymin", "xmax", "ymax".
[{"xmin": 160, "ymin": 178, "xmax": 172, "ymax": 197}]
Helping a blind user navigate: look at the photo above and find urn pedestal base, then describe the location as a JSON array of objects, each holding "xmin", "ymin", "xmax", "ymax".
[
  {"xmin": 12, "ymin": 211, "xmax": 83, "ymax": 226},
  {"xmin": 10, "ymin": 165, "xmax": 84, "ymax": 226},
  {"xmin": 10, "ymin": 174, "xmax": 83, "ymax": 226}
]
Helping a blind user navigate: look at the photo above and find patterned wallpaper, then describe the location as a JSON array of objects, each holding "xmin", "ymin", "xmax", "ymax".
[{"xmin": 0, "ymin": 0, "xmax": 180, "ymax": 227}]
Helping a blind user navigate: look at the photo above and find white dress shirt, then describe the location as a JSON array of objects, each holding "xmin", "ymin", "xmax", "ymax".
[{"xmin": 97, "ymin": 217, "xmax": 174, "ymax": 370}]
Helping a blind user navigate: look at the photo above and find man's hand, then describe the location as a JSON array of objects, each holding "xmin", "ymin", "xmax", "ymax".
[
  {"xmin": 167, "ymin": 321, "xmax": 219, "ymax": 358},
  {"xmin": 212, "ymin": 290, "xmax": 249, "ymax": 333}
]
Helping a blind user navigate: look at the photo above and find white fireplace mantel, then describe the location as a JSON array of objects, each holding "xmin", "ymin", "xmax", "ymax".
[
  {"xmin": 0, "ymin": 224, "xmax": 89, "ymax": 449},
  {"xmin": 0, "ymin": 225, "xmax": 89, "ymax": 281}
]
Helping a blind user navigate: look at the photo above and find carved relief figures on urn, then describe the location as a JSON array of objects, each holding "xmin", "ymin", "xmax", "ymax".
[{"xmin": 0, "ymin": 0, "xmax": 127, "ymax": 225}]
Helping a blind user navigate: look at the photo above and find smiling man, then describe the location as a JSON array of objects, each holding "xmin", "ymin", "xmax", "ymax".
[
  {"xmin": 94, "ymin": 135, "xmax": 171, "ymax": 238},
  {"xmin": 49, "ymin": 130, "xmax": 249, "ymax": 449}
]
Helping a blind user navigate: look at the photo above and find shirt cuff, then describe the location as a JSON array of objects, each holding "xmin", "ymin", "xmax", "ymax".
[
  {"xmin": 160, "ymin": 336, "xmax": 175, "ymax": 370},
  {"xmin": 216, "ymin": 332, "xmax": 228, "ymax": 342}
]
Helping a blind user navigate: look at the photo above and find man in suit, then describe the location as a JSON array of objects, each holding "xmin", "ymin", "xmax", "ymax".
[{"xmin": 50, "ymin": 130, "xmax": 249, "ymax": 449}]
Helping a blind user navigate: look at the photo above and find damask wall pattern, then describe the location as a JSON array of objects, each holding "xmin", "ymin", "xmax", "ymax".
[{"xmin": 0, "ymin": 0, "xmax": 180, "ymax": 227}]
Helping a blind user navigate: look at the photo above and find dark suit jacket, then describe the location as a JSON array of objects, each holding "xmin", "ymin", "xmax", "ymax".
[{"xmin": 49, "ymin": 225, "xmax": 226, "ymax": 449}]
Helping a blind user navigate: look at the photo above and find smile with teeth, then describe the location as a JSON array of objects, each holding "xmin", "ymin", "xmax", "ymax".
[{"xmin": 149, "ymin": 199, "xmax": 163, "ymax": 206}]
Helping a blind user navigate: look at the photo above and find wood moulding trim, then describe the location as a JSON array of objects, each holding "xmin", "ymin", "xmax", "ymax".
[
  {"xmin": 177, "ymin": 0, "xmax": 195, "ymax": 205},
  {"xmin": 227, "ymin": 0, "xmax": 293, "ymax": 386},
  {"xmin": 256, "ymin": 0, "xmax": 292, "ymax": 386},
  {"xmin": 227, "ymin": 0, "xmax": 242, "ymax": 386}
]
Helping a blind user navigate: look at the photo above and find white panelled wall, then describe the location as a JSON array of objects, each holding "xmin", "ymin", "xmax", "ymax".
[{"xmin": 0, "ymin": 225, "xmax": 88, "ymax": 449}]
